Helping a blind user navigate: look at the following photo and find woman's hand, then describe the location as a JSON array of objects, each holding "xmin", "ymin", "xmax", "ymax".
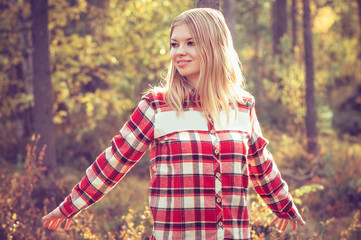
[
  {"xmin": 42, "ymin": 207, "xmax": 73, "ymax": 230},
  {"xmin": 270, "ymin": 213, "xmax": 306, "ymax": 231}
]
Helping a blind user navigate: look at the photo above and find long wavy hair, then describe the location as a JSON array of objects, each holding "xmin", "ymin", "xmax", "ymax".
[{"xmin": 162, "ymin": 8, "xmax": 247, "ymax": 123}]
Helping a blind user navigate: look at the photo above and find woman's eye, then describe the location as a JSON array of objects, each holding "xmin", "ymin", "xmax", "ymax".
[
  {"xmin": 188, "ymin": 41, "xmax": 195, "ymax": 46},
  {"xmin": 171, "ymin": 42, "xmax": 178, "ymax": 47}
]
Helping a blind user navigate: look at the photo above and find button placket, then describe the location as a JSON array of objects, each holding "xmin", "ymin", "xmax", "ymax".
[{"xmin": 208, "ymin": 120, "xmax": 224, "ymax": 239}]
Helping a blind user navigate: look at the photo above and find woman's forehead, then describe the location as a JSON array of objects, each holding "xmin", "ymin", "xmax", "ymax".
[{"xmin": 170, "ymin": 24, "xmax": 193, "ymax": 40}]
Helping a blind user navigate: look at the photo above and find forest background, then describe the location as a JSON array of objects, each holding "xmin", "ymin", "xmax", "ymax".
[{"xmin": 0, "ymin": 0, "xmax": 360, "ymax": 239}]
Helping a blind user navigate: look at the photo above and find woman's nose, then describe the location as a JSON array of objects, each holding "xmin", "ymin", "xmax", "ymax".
[{"xmin": 176, "ymin": 44, "xmax": 186, "ymax": 55}]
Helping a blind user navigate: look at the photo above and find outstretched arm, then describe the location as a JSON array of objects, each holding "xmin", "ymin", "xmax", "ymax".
[
  {"xmin": 41, "ymin": 96, "xmax": 155, "ymax": 229},
  {"xmin": 247, "ymin": 99, "xmax": 306, "ymax": 229}
]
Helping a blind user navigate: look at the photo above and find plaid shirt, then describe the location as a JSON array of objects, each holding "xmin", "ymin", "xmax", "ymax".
[{"xmin": 59, "ymin": 90, "xmax": 298, "ymax": 240}]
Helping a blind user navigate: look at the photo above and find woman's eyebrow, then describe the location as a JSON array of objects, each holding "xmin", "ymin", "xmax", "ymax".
[{"xmin": 170, "ymin": 37, "xmax": 194, "ymax": 41}]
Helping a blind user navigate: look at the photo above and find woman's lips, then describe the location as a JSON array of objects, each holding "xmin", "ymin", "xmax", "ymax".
[{"xmin": 177, "ymin": 60, "xmax": 191, "ymax": 67}]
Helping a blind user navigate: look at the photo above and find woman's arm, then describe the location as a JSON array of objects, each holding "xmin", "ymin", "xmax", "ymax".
[
  {"xmin": 42, "ymin": 96, "xmax": 155, "ymax": 229},
  {"xmin": 247, "ymin": 99, "xmax": 305, "ymax": 230}
]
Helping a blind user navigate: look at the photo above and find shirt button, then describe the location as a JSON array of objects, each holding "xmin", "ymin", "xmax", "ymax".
[
  {"xmin": 216, "ymin": 197, "xmax": 222, "ymax": 203},
  {"xmin": 214, "ymin": 149, "xmax": 219, "ymax": 154},
  {"xmin": 218, "ymin": 222, "xmax": 223, "ymax": 227},
  {"xmin": 216, "ymin": 172, "xmax": 221, "ymax": 178},
  {"xmin": 210, "ymin": 130, "xmax": 215, "ymax": 134}
]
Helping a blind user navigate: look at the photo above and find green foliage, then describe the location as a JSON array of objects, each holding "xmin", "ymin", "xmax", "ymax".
[
  {"xmin": 0, "ymin": 0, "xmax": 193, "ymax": 165},
  {"xmin": 316, "ymin": 136, "xmax": 361, "ymax": 218},
  {"xmin": 44, "ymin": 0, "xmax": 193, "ymax": 166},
  {"xmin": 236, "ymin": 0, "xmax": 361, "ymax": 136},
  {"xmin": 313, "ymin": 1, "xmax": 361, "ymax": 137},
  {"xmin": 292, "ymin": 184, "xmax": 324, "ymax": 205},
  {"xmin": 0, "ymin": 0, "xmax": 32, "ymax": 161},
  {"xmin": 302, "ymin": 134, "xmax": 361, "ymax": 239}
]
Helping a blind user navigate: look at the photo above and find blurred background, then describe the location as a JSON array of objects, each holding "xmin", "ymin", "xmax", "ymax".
[{"xmin": 0, "ymin": 0, "xmax": 360, "ymax": 239}]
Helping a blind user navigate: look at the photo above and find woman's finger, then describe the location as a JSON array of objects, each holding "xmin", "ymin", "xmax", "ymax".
[
  {"xmin": 277, "ymin": 219, "xmax": 284, "ymax": 230},
  {"xmin": 64, "ymin": 218, "xmax": 72, "ymax": 230},
  {"xmin": 42, "ymin": 214, "xmax": 52, "ymax": 226},
  {"xmin": 54, "ymin": 219, "xmax": 65, "ymax": 230},
  {"xmin": 43, "ymin": 219, "xmax": 50, "ymax": 228},
  {"xmin": 292, "ymin": 220, "xmax": 297, "ymax": 231},
  {"xmin": 49, "ymin": 219, "xmax": 59, "ymax": 229},
  {"xmin": 281, "ymin": 220, "xmax": 288, "ymax": 231}
]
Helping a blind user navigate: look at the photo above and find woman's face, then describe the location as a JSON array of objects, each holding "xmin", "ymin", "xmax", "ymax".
[{"xmin": 170, "ymin": 24, "xmax": 201, "ymax": 86}]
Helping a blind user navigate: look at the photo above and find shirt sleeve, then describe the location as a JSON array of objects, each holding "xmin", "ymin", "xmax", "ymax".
[
  {"xmin": 247, "ymin": 99, "xmax": 298, "ymax": 219},
  {"xmin": 59, "ymin": 96, "xmax": 155, "ymax": 218}
]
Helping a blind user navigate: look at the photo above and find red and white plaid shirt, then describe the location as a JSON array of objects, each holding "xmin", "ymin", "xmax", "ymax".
[{"xmin": 59, "ymin": 90, "xmax": 298, "ymax": 240}]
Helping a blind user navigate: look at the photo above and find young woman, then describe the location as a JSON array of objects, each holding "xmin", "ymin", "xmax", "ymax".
[{"xmin": 42, "ymin": 8, "xmax": 305, "ymax": 239}]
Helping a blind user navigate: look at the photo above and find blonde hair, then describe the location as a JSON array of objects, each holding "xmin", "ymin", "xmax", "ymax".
[{"xmin": 162, "ymin": 8, "xmax": 246, "ymax": 123}]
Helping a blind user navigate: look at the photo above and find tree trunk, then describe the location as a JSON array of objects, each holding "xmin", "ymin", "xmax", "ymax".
[
  {"xmin": 197, "ymin": 0, "xmax": 220, "ymax": 9},
  {"xmin": 222, "ymin": 0, "xmax": 236, "ymax": 44},
  {"xmin": 252, "ymin": 0, "xmax": 263, "ymax": 103},
  {"xmin": 291, "ymin": 0, "xmax": 298, "ymax": 55},
  {"xmin": 17, "ymin": 3, "xmax": 34, "ymax": 140},
  {"xmin": 302, "ymin": 0, "xmax": 318, "ymax": 157},
  {"xmin": 271, "ymin": 0, "xmax": 287, "ymax": 55},
  {"xmin": 271, "ymin": 0, "xmax": 287, "ymax": 100},
  {"xmin": 31, "ymin": 0, "xmax": 57, "ymax": 174},
  {"xmin": 357, "ymin": 0, "xmax": 361, "ymax": 59}
]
